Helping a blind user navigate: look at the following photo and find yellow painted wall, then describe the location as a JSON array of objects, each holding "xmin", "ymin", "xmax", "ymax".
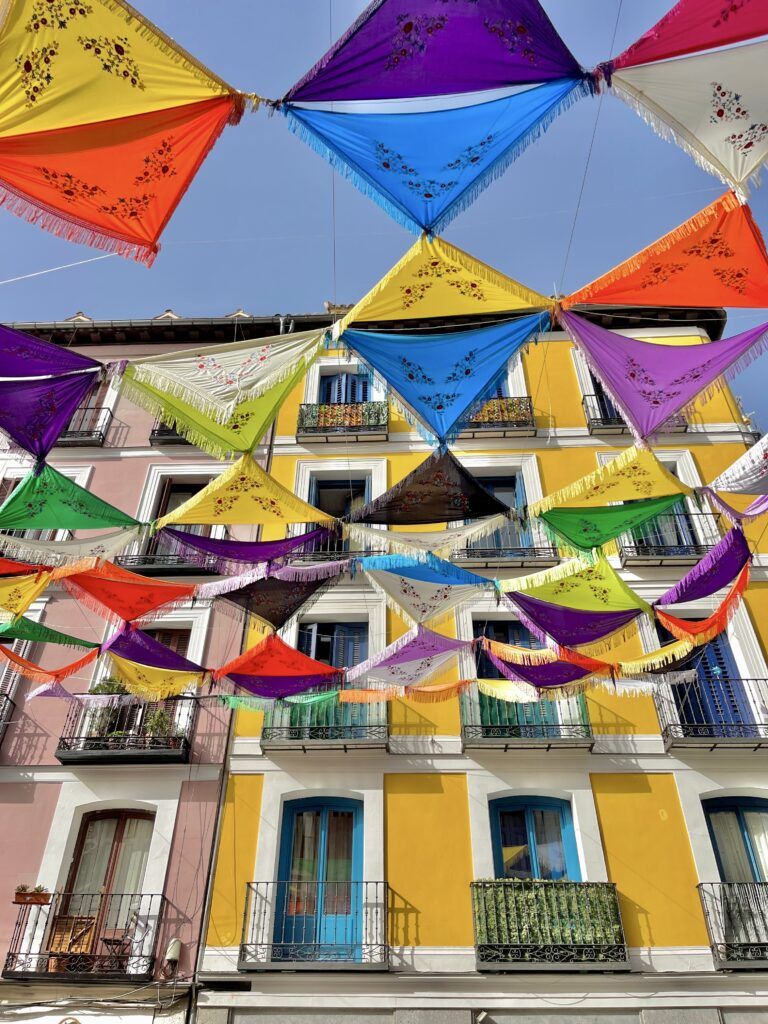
[
  {"xmin": 743, "ymin": 583, "xmax": 768, "ymax": 662},
  {"xmin": 207, "ymin": 775, "xmax": 264, "ymax": 947},
  {"xmin": 591, "ymin": 773, "xmax": 709, "ymax": 947},
  {"xmin": 586, "ymin": 630, "xmax": 661, "ymax": 735},
  {"xmin": 385, "ymin": 773, "xmax": 474, "ymax": 946}
]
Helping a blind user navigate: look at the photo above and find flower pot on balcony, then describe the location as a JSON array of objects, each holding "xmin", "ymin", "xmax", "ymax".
[{"xmin": 14, "ymin": 891, "xmax": 52, "ymax": 905}]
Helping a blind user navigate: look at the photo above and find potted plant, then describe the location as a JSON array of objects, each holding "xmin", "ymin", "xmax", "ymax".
[
  {"xmin": 14, "ymin": 884, "xmax": 51, "ymax": 906},
  {"xmin": 144, "ymin": 708, "xmax": 172, "ymax": 747},
  {"xmin": 86, "ymin": 679, "xmax": 130, "ymax": 744}
]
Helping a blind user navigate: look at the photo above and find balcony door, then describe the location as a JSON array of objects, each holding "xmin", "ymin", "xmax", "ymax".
[
  {"xmin": 320, "ymin": 371, "xmax": 371, "ymax": 405},
  {"xmin": 666, "ymin": 627, "xmax": 755, "ymax": 734},
  {"xmin": 274, "ymin": 798, "xmax": 363, "ymax": 960},
  {"xmin": 630, "ymin": 464, "xmax": 697, "ymax": 554},
  {"xmin": 489, "ymin": 797, "xmax": 580, "ymax": 881},
  {"xmin": 589, "ymin": 371, "xmax": 622, "ymax": 423}
]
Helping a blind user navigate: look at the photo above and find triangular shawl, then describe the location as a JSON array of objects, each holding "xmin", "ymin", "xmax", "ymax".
[
  {"xmin": 0, "ymin": 323, "xmax": 100, "ymax": 376},
  {"xmin": 358, "ymin": 553, "xmax": 490, "ymax": 625},
  {"xmin": 123, "ymin": 329, "xmax": 323, "ymax": 423},
  {"xmin": 656, "ymin": 563, "xmax": 750, "ymax": 647},
  {"xmin": 603, "ymin": 5, "xmax": 768, "ymax": 198},
  {"xmin": 0, "ymin": 615, "xmax": 98, "ymax": 648},
  {"xmin": 106, "ymin": 655, "xmax": 205, "ymax": 700},
  {"xmin": 509, "ymin": 593, "xmax": 644, "ymax": 652},
  {"xmin": 287, "ymin": 0, "xmax": 583, "ymax": 102},
  {"xmin": 345, "ymin": 624, "xmax": 472, "ymax": 688},
  {"xmin": 351, "ymin": 447, "xmax": 510, "ymax": 525},
  {"xmin": 196, "ymin": 560, "xmax": 348, "ymax": 630},
  {"xmin": 158, "ymin": 526, "xmax": 332, "ymax": 574},
  {"xmin": 342, "ymin": 313, "xmax": 547, "ymax": 442},
  {"xmin": 0, "ymin": 462, "xmax": 139, "ymax": 530},
  {"xmin": 710, "ymin": 432, "xmax": 768, "ymax": 495},
  {"xmin": 338, "ymin": 233, "xmax": 551, "ymax": 331},
  {"xmin": 0, "ymin": 370, "xmax": 99, "ymax": 459},
  {"xmin": 0, "ymin": 556, "xmax": 40, "ymax": 575},
  {"xmin": 0, "ymin": 0, "xmax": 245, "ymax": 263},
  {"xmin": 62, "ymin": 561, "xmax": 194, "ymax": 623},
  {"xmin": 0, "ymin": 570, "xmax": 52, "ymax": 621},
  {"xmin": 105, "ymin": 627, "xmax": 205, "ymax": 671},
  {"xmin": 1, "ymin": 645, "xmax": 97, "ymax": 686},
  {"xmin": 656, "ymin": 528, "xmax": 752, "ymax": 606},
  {"xmin": 344, "ymin": 515, "xmax": 510, "ymax": 558},
  {"xmin": 563, "ymin": 192, "xmax": 768, "ymax": 308},
  {"xmin": 154, "ymin": 455, "xmax": 334, "ymax": 529},
  {"xmin": 560, "ymin": 311, "xmax": 768, "ymax": 440},
  {"xmin": 700, "ymin": 490, "xmax": 768, "ymax": 525},
  {"xmin": 285, "ymin": 79, "xmax": 587, "ymax": 235},
  {"xmin": 484, "ymin": 649, "xmax": 608, "ymax": 693},
  {"xmin": 213, "ymin": 633, "xmax": 342, "ymax": 699},
  {"xmin": 540, "ymin": 495, "xmax": 685, "ymax": 554},
  {"xmin": 0, "ymin": 525, "xmax": 141, "ymax": 568}
]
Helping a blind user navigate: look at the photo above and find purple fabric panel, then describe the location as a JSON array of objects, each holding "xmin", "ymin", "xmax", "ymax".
[
  {"xmin": 0, "ymin": 372, "xmax": 98, "ymax": 458},
  {"xmin": 700, "ymin": 488, "xmax": 768, "ymax": 524},
  {"xmin": 655, "ymin": 529, "xmax": 751, "ymax": 606},
  {"xmin": 287, "ymin": 0, "xmax": 581, "ymax": 101},
  {"xmin": 487, "ymin": 649, "xmax": 592, "ymax": 687},
  {"xmin": 561, "ymin": 311, "xmax": 768, "ymax": 439},
  {"xmin": 106, "ymin": 628, "xmax": 205, "ymax": 672},
  {"xmin": 380, "ymin": 628, "xmax": 468, "ymax": 667},
  {"xmin": 511, "ymin": 591, "xmax": 641, "ymax": 647},
  {"xmin": 0, "ymin": 324, "xmax": 100, "ymax": 376},
  {"xmin": 226, "ymin": 673, "xmax": 337, "ymax": 699},
  {"xmin": 160, "ymin": 527, "xmax": 331, "ymax": 563}
]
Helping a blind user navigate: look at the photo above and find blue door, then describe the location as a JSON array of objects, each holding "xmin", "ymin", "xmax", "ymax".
[
  {"xmin": 274, "ymin": 798, "xmax": 363, "ymax": 961},
  {"xmin": 296, "ymin": 624, "xmax": 369, "ymax": 737}
]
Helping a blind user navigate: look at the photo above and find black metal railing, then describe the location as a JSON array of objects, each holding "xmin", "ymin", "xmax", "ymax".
[
  {"xmin": 239, "ymin": 881, "xmax": 388, "ymax": 969},
  {"xmin": 471, "ymin": 879, "xmax": 628, "ymax": 969},
  {"xmin": 3, "ymin": 892, "xmax": 165, "ymax": 980},
  {"xmin": 117, "ymin": 527, "xmax": 222, "ymax": 574},
  {"xmin": 654, "ymin": 677, "xmax": 768, "ymax": 748},
  {"xmin": 618, "ymin": 511, "xmax": 721, "ymax": 562},
  {"xmin": 699, "ymin": 882, "xmax": 768, "ymax": 968},
  {"xmin": 0, "ymin": 693, "xmax": 15, "ymax": 749},
  {"xmin": 262, "ymin": 700, "xmax": 388, "ymax": 749},
  {"xmin": 55, "ymin": 696, "xmax": 198, "ymax": 764},
  {"xmin": 583, "ymin": 394, "xmax": 687, "ymax": 435},
  {"xmin": 462, "ymin": 694, "xmax": 592, "ymax": 748},
  {"xmin": 57, "ymin": 405, "xmax": 113, "ymax": 447},
  {"xmin": 149, "ymin": 419, "xmax": 191, "ymax": 445},
  {"xmin": 454, "ymin": 518, "xmax": 558, "ymax": 565},
  {"xmin": 297, "ymin": 403, "xmax": 388, "ymax": 438},
  {"xmin": 459, "ymin": 397, "xmax": 536, "ymax": 436}
]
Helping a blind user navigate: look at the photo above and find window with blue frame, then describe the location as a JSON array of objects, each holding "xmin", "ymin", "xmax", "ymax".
[
  {"xmin": 468, "ymin": 475, "xmax": 531, "ymax": 550},
  {"xmin": 309, "ymin": 477, "xmax": 370, "ymax": 520},
  {"xmin": 704, "ymin": 798, "xmax": 768, "ymax": 882},
  {"xmin": 473, "ymin": 619, "xmax": 540, "ymax": 679},
  {"xmin": 319, "ymin": 371, "xmax": 371, "ymax": 405},
  {"xmin": 589, "ymin": 371, "xmax": 622, "ymax": 422},
  {"xmin": 489, "ymin": 796, "xmax": 580, "ymax": 881},
  {"xmin": 298, "ymin": 621, "xmax": 368, "ymax": 669}
]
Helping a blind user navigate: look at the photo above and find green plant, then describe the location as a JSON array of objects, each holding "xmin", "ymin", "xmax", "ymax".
[
  {"xmin": 144, "ymin": 708, "xmax": 172, "ymax": 737},
  {"xmin": 31, "ymin": 885, "xmax": 48, "ymax": 894},
  {"xmin": 90, "ymin": 678, "xmax": 128, "ymax": 696},
  {"xmin": 14, "ymin": 884, "xmax": 29, "ymax": 894}
]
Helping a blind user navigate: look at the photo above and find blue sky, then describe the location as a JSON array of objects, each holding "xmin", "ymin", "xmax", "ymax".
[{"xmin": 2, "ymin": 0, "xmax": 768, "ymax": 424}]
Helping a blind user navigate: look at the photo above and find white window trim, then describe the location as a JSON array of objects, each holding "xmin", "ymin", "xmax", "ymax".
[
  {"xmin": 505, "ymin": 351, "xmax": 527, "ymax": 398},
  {"xmin": 305, "ymin": 356, "xmax": 386, "ymax": 404},
  {"xmin": 458, "ymin": 452, "xmax": 547, "ymax": 548},
  {"xmin": 280, "ymin": 584, "xmax": 387, "ymax": 661},
  {"xmin": 0, "ymin": 598, "xmax": 46, "ymax": 699},
  {"xmin": 294, "ymin": 457, "xmax": 388, "ymax": 504}
]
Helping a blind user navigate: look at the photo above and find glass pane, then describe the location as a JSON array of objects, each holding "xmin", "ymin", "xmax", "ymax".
[
  {"xmin": 287, "ymin": 811, "xmax": 320, "ymax": 915},
  {"xmin": 106, "ymin": 817, "xmax": 153, "ymax": 930},
  {"xmin": 533, "ymin": 808, "xmax": 567, "ymax": 880},
  {"xmin": 743, "ymin": 810, "xmax": 768, "ymax": 881},
  {"xmin": 324, "ymin": 810, "xmax": 353, "ymax": 915},
  {"xmin": 498, "ymin": 809, "xmax": 532, "ymax": 879},
  {"xmin": 72, "ymin": 817, "xmax": 118, "ymax": 894},
  {"xmin": 710, "ymin": 810, "xmax": 755, "ymax": 881}
]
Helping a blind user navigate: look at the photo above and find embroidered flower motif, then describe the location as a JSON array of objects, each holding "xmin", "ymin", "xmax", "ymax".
[
  {"xmin": 713, "ymin": 1, "xmax": 750, "ymax": 28},
  {"xmin": 16, "ymin": 43, "xmax": 59, "ymax": 105},
  {"xmin": 445, "ymin": 352, "xmax": 476, "ymax": 382},
  {"xmin": 77, "ymin": 35, "xmax": 145, "ymax": 89},
  {"xmin": 419, "ymin": 390, "xmax": 459, "ymax": 412},
  {"xmin": 483, "ymin": 18, "xmax": 536, "ymax": 63},
  {"xmin": 134, "ymin": 138, "xmax": 177, "ymax": 186},
  {"xmin": 710, "ymin": 82, "xmax": 749, "ymax": 124},
  {"xmin": 404, "ymin": 176, "xmax": 456, "ymax": 200},
  {"xmin": 25, "ymin": 0, "xmax": 92, "ymax": 31},
  {"xmin": 385, "ymin": 13, "xmax": 448, "ymax": 70},
  {"xmin": 713, "ymin": 265, "xmax": 750, "ymax": 294},
  {"xmin": 400, "ymin": 283, "xmax": 432, "ymax": 309},
  {"xmin": 684, "ymin": 231, "xmax": 735, "ymax": 261},
  {"xmin": 552, "ymin": 566, "xmax": 610, "ymax": 604},
  {"xmin": 99, "ymin": 193, "xmax": 155, "ymax": 219},
  {"xmin": 210, "ymin": 476, "xmax": 285, "ymax": 519},
  {"xmin": 38, "ymin": 167, "xmax": 104, "ymax": 202},
  {"xmin": 400, "ymin": 357, "xmax": 434, "ymax": 385},
  {"xmin": 447, "ymin": 278, "xmax": 485, "ymax": 301},
  {"xmin": 639, "ymin": 261, "xmax": 686, "ymax": 289},
  {"xmin": 445, "ymin": 136, "xmax": 494, "ymax": 171},
  {"xmin": 726, "ymin": 123, "xmax": 768, "ymax": 153},
  {"xmin": 374, "ymin": 142, "xmax": 456, "ymax": 200},
  {"xmin": 375, "ymin": 142, "xmax": 417, "ymax": 178},
  {"xmin": 398, "ymin": 579, "xmax": 453, "ymax": 619}
]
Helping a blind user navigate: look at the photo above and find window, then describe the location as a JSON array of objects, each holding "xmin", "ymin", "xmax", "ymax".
[
  {"xmin": 474, "ymin": 619, "xmax": 540, "ymax": 679},
  {"xmin": 309, "ymin": 477, "xmax": 370, "ymax": 519},
  {"xmin": 0, "ymin": 477, "xmax": 64, "ymax": 542},
  {"xmin": 468, "ymin": 476, "xmax": 531, "ymax": 550},
  {"xmin": 705, "ymin": 798, "xmax": 768, "ymax": 882},
  {"xmin": 489, "ymin": 797, "xmax": 579, "ymax": 881},
  {"xmin": 589, "ymin": 371, "xmax": 622, "ymax": 422},
  {"xmin": 630, "ymin": 463, "xmax": 698, "ymax": 553},
  {"xmin": 298, "ymin": 622, "xmax": 368, "ymax": 668},
  {"xmin": 141, "ymin": 627, "xmax": 191, "ymax": 658},
  {"xmin": 319, "ymin": 372, "xmax": 371, "ymax": 405},
  {"xmin": 148, "ymin": 478, "xmax": 220, "ymax": 557}
]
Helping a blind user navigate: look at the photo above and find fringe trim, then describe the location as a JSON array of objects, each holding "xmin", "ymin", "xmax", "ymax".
[
  {"xmin": 27, "ymin": 681, "xmax": 76, "ymax": 701},
  {"xmin": 723, "ymin": 326, "xmax": 768, "ymax": 382},
  {"xmin": 272, "ymin": 559, "xmax": 350, "ymax": 583},
  {"xmin": 614, "ymin": 638, "xmax": 695, "ymax": 676},
  {"xmin": 527, "ymin": 445, "xmax": 643, "ymax": 517},
  {"xmin": 404, "ymin": 679, "xmax": 474, "ymax": 703},
  {"xmin": 344, "ymin": 626, "xmax": 420, "ymax": 683},
  {"xmin": 499, "ymin": 555, "xmax": 595, "ymax": 594},
  {"xmin": 219, "ymin": 694, "xmax": 274, "ymax": 713},
  {"xmin": 0, "ymin": 527, "xmax": 141, "ymax": 569},
  {"xmin": 656, "ymin": 565, "xmax": 749, "ymax": 646},
  {"xmin": 700, "ymin": 488, "xmax": 768, "ymax": 524},
  {"xmin": 196, "ymin": 566, "xmax": 269, "ymax": 600},
  {"xmin": 344, "ymin": 514, "xmax": 511, "ymax": 559},
  {"xmin": 338, "ymin": 688, "xmax": 398, "ymax": 704},
  {"xmin": 1, "ymin": 647, "xmax": 98, "ymax": 686},
  {"xmin": 655, "ymin": 529, "xmax": 750, "ymax": 608},
  {"xmin": 565, "ymin": 617, "xmax": 644, "ymax": 659},
  {"xmin": 483, "ymin": 637, "xmax": 559, "ymax": 666}
]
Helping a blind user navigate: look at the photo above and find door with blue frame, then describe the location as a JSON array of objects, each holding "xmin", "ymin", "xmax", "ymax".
[
  {"xmin": 274, "ymin": 797, "xmax": 363, "ymax": 961},
  {"xmin": 295, "ymin": 624, "xmax": 371, "ymax": 737},
  {"xmin": 704, "ymin": 798, "xmax": 768, "ymax": 948},
  {"xmin": 489, "ymin": 796, "xmax": 580, "ymax": 880},
  {"xmin": 320, "ymin": 371, "xmax": 371, "ymax": 405}
]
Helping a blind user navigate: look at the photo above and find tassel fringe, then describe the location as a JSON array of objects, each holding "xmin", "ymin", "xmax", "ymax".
[
  {"xmin": 272, "ymin": 559, "xmax": 350, "ymax": 583},
  {"xmin": 405, "ymin": 679, "xmax": 474, "ymax": 703},
  {"xmin": 527, "ymin": 445, "xmax": 643, "ymax": 517},
  {"xmin": 657, "ymin": 565, "xmax": 749, "ymax": 646},
  {"xmin": 615, "ymin": 638, "xmax": 695, "ymax": 676},
  {"xmin": 345, "ymin": 627, "xmax": 420, "ymax": 683}
]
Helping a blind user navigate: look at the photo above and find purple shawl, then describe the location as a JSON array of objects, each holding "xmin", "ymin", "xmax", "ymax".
[
  {"xmin": 510, "ymin": 591, "xmax": 641, "ymax": 649},
  {"xmin": 655, "ymin": 528, "xmax": 751, "ymax": 607},
  {"xmin": 103, "ymin": 628, "xmax": 204, "ymax": 672},
  {"xmin": 486, "ymin": 649, "xmax": 597, "ymax": 689},
  {"xmin": 160, "ymin": 526, "xmax": 332, "ymax": 573},
  {"xmin": 0, "ymin": 371, "xmax": 99, "ymax": 458},
  {"xmin": 0, "ymin": 324, "xmax": 101, "ymax": 376}
]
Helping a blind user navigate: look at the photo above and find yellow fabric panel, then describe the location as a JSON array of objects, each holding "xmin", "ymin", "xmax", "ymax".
[
  {"xmin": 385, "ymin": 773, "xmax": 474, "ymax": 946},
  {"xmin": 0, "ymin": 0, "xmax": 233, "ymax": 138},
  {"xmin": 591, "ymin": 773, "xmax": 708, "ymax": 947},
  {"xmin": 207, "ymin": 775, "xmax": 263, "ymax": 948},
  {"xmin": 0, "ymin": 570, "xmax": 50, "ymax": 619},
  {"xmin": 340, "ymin": 234, "xmax": 551, "ymax": 328},
  {"xmin": 107, "ymin": 653, "xmax": 203, "ymax": 699}
]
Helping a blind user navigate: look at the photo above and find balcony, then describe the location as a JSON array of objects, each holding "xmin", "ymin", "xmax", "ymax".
[
  {"xmin": 699, "ymin": 882, "xmax": 768, "ymax": 968},
  {"xmin": 457, "ymin": 397, "xmax": 536, "ymax": 439},
  {"xmin": 117, "ymin": 528, "xmax": 221, "ymax": 576},
  {"xmin": 55, "ymin": 696, "xmax": 198, "ymax": 765},
  {"xmin": 617, "ymin": 511, "xmax": 721, "ymax": 566},
  {"xmin": 0, "ymin": 693, "xmax": 15, "ymax": 749},
  {"xmin": 583, "ymin": 394, "xmax": 688, "ymax": 435},
  {"xmin": 654, "ymin": 677, "xmax": 768, "ymax": 751},
  {"xmin": 149, "ymin": 419, "xmax": 191, "ymax": 445},
  {"xmin": 461, "ymin": 698, "xmax": 592, "ymax": 751},
  {"xmin": 57, "ymin": 405, "xmax": 113, "ymax": 447},
  {"xmin": 453, "ymin": 519, "xmax": 558, "ymax": 569},
  {"xmin": 239, "ymin": 881, "xmax": 388, "ymax": 970},
  {"xmin": 297, "ymin": 402, "xmax": 388, "ymax": 442},
  {"xmin": 471, "ymin": 879, "xmax": 628, "ymax": 970},
  {"xmin": 3, "ymin": 892, "xmax": 165, "ymax": 981},
  {"xmin": 261, "ymin": 701, "xmax": 387, "ymax": 752}
]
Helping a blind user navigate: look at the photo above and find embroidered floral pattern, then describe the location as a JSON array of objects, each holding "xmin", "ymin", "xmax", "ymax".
[
  {"xmin": 414, "ymin": 258, "xmax": 462, "ymax": 282},
  {"xmin": 385, "ymin": 13, "xmax": 448, "ymax": 70},
  {"xmin": 38, "ymin": 167, "xmax": 104, "ymax": 202},
  {"xmin": 77, "ymin": 35, "xmax": 145, "ymax": 89},
  {"xmin": 16, "ymin": 43, "xmax": 59, "ymax": 105},
  {"xmin": 134, "ymin": 138, "xmax": 177, "ymax": 186},
  {"xmin": 375, "ymin": 142, "xmax": 417, "ymax": 178},
  {"xmin": 710, "ymin": 82, "xmax": 748, "ymax": 124},
  {"xmin": 400, "ymin": 283, "xmax": 432, "ymax": 308},
  {"xmin": 397, "ymin": 579, "xmax": 453, "ymax": 619},
  {"xmin": 99, "ymin": 193, "xmax": 155, "ymax": 219},
  {"xmin": 726, "ymin": 123, "xmax": 768, "ymax": 153},
  {"xmin": 551, "ymin": 566, "xmax": 610, "ymax": 604},
  {"xmin": 713, "ymin": 265, "xmax": 750, "ymax": 293},
  {"xmin": 639, "ymin": 261, "xmax": 686, "ymax": 289},
  {"xmin": 447, "ymin": 278, "xmax": 485, "ymax": 300},
  {"xmin": 684, "ymin": 231, "xmax": 735, "ymax": 261},
  {"xmin": 400, "ymin": 357, "xmax": 434, "ymax": 385},
  {"xmin": 374, "ymin": 143, "xmax": 456, "ymax": 200},
  {"xmin": 713, "ymin": 1, "xmax": 750, "ymax": 28},
  {"xmin": 210, "ymin": 476, "xmax": 285, "ymax": 519},
  {"xmin": 483, "ymin": 18, "xmax": 536, "ymax": 63},
  {"xmin": 25, "ymin": 0, "xmax": 92, "ymax": 31},
  {"xmin": 580, "ymin": 460, "xmax": 655, "ymax": 501},
  {"xmin": 445, "ymin": 351, "xmax": 477, "ymax": 382},
  {"xmin": 445, "ymin": 136, "xmax": 494, "ymax": 171},
  {"xmin": 419, "ymin": 390, "xmax": 460, "ymax": 412},
  {"xmin": 190, "ymin": 347, "xmax": 269, "ymax": 389}
]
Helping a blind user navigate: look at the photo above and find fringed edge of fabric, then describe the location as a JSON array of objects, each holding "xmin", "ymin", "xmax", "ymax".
[
  {"xmin": 218, "ymin": 694, "xmax": 274, "ymax": 712},
  {"xmin": 404, "ymin": 679, "xmax": 475, "ymax": 703},
  {"xmin": 2, "ymin": 646, "xmax": 98, "ymax": 687},
  {"xmin": 195, "ymin": 566, "xmax": 269, "ymax": 600},
  {"xmin": 614, "ymin": 638, "xmax": 695, "ymax": 676},
  {"xmin": 338, "ymin": 687, "xmax": 399, "ymax": 704},
  {"xmin": 357, "ymin": 570, "xmax": 420, "ymax": 627},
  {"xmin": 499, "ymin": 555, "xmax": 593, "ymax": 594},
  {"xmin": 272, "ymin": 559, "xmax": 351, "ymax": 583},
  {"xmin": 62, "ymin": 575, "xmax": 194, "ymax": 629},
  {"xmin": 482, "ymin": 637, "xmax": 559, "ymax": 666},
  {"xmin": 527, "ymin": 445, "xmax": 643, "ymax": 516},
  {"xmin": 655, "ymin": 529, "xmax": 751, "ymax": 608},
  {"xmin": 699, "ymin": 487, "xmax": 768, "ymax": 524},
  {"xmin": 565, "ymin": 616, "xmax": 645, "ymax": 659},
  {"xmin": 344, "ymin": 626, "xmax": 420, "ymax": 683},
  {"xmin": 656, "ymin": 564, "xmax": 750, "ymax": 647},
  {"xmin": 0, "ymin": 527, "xmax": 142, "ymax": 569}
]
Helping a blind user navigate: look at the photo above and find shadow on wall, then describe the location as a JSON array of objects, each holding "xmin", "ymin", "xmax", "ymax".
[
  {"xmin": 387, "ymin": 888, "xmax": 420, "ymax": 953},
  {"xmin": 2, "ymin": 706, "xmax": 54, "ymax": 767}
]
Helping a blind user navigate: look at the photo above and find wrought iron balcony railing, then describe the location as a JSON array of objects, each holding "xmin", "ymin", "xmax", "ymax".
[
  {"xmin": 583, "ymin": 394, "xmax": 687, "ymax": 435},
  {"xmin": 262, "ymin": 700, "xmax": 387, "ymax": 751},
  {"xmin": 699, "ymin": 882, "xmax": 768, "ymax": 968},
  {"xmin": 117, "ymin": 527, "xmax": 223, "ymax": 575},
  {"xmin": 3, "ymin": 892, "xmax": 165, "ymax": 981},
  {"xmin": 618, "ymin": 511, "xmax": 721, "ymax": 565},
  {"xmin": 297, "ymin": 402, "xmax": 388, "ymax": 441},
  {"xmin": 471, "ymin": 879, "xmax": 628, "ymax": 970},
  {"xmin": 454, "ymin": 518, "xmax": 558, "ymax": 567},
  {"xmin": 149, "ymin": 419, "xmax": 191, "ymax": 445},
  {"xmin": 239, "ymin": 881, "xmax": 388, "ymax": 970},
  {"xmin": 57, "ymin": 405, "xmax": 113, "ymax": 447},
  {"xmin": 654, "ymin": 677, "xmax": 768, "ymax": 749},
  {"xmin": 461, "ymin": 696, "xmax": 592, "ymax": 750},
  {"xmin": 56, "ymin": 696, "xmax": 198, "ymax": 765},
  {"xmin": 0, "ymin": 693, "xmax": 15, "ymax": 750},
  {"xmin": 458, "ymin": 397, "xmax": 536, "ymax": 438}
]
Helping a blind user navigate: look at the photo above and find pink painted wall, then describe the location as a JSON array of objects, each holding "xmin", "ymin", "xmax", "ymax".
[{"xmin": 0, "ymin": 782, "xmax": 61, "ymax": 953}]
